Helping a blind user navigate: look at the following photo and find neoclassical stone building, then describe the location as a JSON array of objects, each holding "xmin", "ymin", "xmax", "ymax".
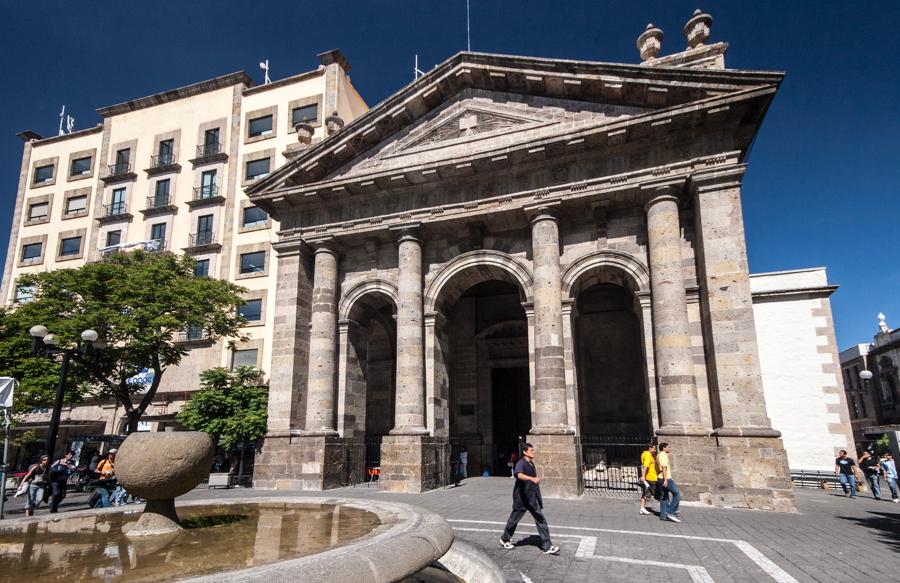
[{"xmin": 248, "ymin": 18, "xmax": 800, "ymax": 509}]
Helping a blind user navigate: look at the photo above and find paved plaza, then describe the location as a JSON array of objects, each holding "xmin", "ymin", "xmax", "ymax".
[{"xmin": 5, "ymin": 477, "xmax": 899, "ymax": 582}]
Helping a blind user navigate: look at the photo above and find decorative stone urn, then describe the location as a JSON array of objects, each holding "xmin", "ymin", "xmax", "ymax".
[
  {"xmin": 637, "ymin": 23, "xmax": 664, "ymax": 62},
  {"xmin": 116, "ymin": 431, "xmax": 215, "ymax": 537},
  {"xmin": 325, "ymin": 112, "xmax": 345, "ymax": 135},
  {"xmin": 294, "ymin": 122, "xmax": 315, "ymax": 146},
  {"xmin": 683, "ymin": 9, "xmax": 713, "ymax": 48}
]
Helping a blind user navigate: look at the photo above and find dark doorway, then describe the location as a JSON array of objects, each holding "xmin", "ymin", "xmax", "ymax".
[{"xmin": 491, "ymin": 367, "xmax": 531, "ymax": 475}]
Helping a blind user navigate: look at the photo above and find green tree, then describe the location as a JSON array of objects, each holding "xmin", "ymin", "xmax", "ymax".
[
  {"xmin": 875, "ymin": 433, "xmax": 891, "ymax": 455},
  {"xmin": 177, "ymin": 366, "xmax": 268, "ymax": 452},
  {"xmin": 0, "ymin": 251, "xmax": 248, "ymax": 432}
]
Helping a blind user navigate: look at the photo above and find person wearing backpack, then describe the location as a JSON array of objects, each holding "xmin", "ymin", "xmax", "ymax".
[
  {"xmin": 21, "ymin": 455, "xmax": 50, "ymax": 516},
  {"xmin": 49, "ymin": 450, "xmax": 76, "ymax": 513},
  {"xmin": 93, "ymin": 449, "xmax": 118, "ymax": 508}
]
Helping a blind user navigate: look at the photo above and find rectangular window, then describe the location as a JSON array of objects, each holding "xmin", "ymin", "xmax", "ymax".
[
  {"xmin": 231, "ymin": 348, "xmax": 258, "ymax": 370},
  {"xmin": 157, "ymin": 139, "xmax": 174, "ymax": 165},
  {"xmin": 154, "ymin": 179, "xmax": 170, "ymax": 206},
  {"xmin": 60, "ymin": 236, "xmax": 82, "ymax": 256},
  {"xmin": 248, "ymin": 115, "xmax": 273, "ymax": 138},
  {"xmin": 245, "ymin": 158, "xmax": 270, "ymax": 181},
  {"xmin": 21, "ymin": 242, "xmax": 42, "ymax": 261},
  {"xmin": 110, "ymin": 187, "xmax": 126, "ymax": 215},
  {"xmin": 239, "ymin": 299, "xmax": 263, "ymax": 322},
  {"xmin": 200, "ymin": 170, "xmax": 217, "ymax": 196},
  {"xmin": 15, "ymin": 284, "xmax": 35, "ymax": 304},
  {"xmin": 292, "ymin": 104, "xmax": 318, "ymax": 126},
  {"xmin": 239, "ymin": 251, "xmax": 265, "ymax": 274},
  {"xmin": 115, "ymin": 148, "xmax": 131, "ymax": 166},
  {"xmin": 186, "ymin": 324, "xmax": 204, "ymax": 340},
  {"xmin": 28, "ymin": 202, "xmax": 49, "ymax": 221},
  {"xmin": 242, "ymin": 206, "xmax": 268, "ymax": 228},
  {"xmin": 106, "ymin": 230, "xmax": 122, "ymax": 247},
  {"xmin": 204, "ymin": 128, "xmax": 219, "ymax": 146},
  {"xmin": 151, "ymin": 223, "xmax": 167, "ymax": 242},
  {"xmin": 65, "ymin": 195, "xmax": 88, "ymax": 214},
  {"xmin": 34, "ymin": 165, "xmax": 54, "ymax": 183},
  {"xmin": 194, "ymin": 259, "xmax": 210, "ymax": 277},
  {"xmin": 70, "ymin": 156, "xmax": 92, "ymax": 176}
]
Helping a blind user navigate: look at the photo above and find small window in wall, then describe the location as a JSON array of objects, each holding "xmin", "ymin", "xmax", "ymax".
[
  {"xmin": 15, "ymin": 284, "xmax": 36, "ymax": 303},
  {"xmin": 194, "ymin": 259, "xmax": 210, "ymax": 277},
  {"xmin": 248, "ymin": 115, "xmax": 273, "ymax": 138},
  {"xmin": 291, "ymin": 104, "xmax": 318, "ymax": 126},
  {"xmin": 65, "ymin": 195, "xmax": 88, "ymax": 215},
  {"xmin": 21, "ymin": 242, "xmax": 42, "ymax": 262},
  {"xmin": 70, "ymin": 156, "xmax": 92, "ymax": 176},
  {"xmin": 60, "ymin": 236, "xmax": 82, "ymax": 256},
  {"xmin": 106, "ymin": 230, "xmax": 122, "ymax": 247},
  {"xmin": 245, "ymin": 158, "xmax": 270, "ymax": 181},
  {"xmin": 239, "ymin": 251, "xmax": 265, "ymax": 274},
  {"xmin": 239, "ymin": 299, "xmax": 263, "ymax": 322},
  {"xmin": 28, "ymin": 202, "xmax": 49, "ymax": 221},
  {"xmin": 242, "ymin": 206, "xmax": 268, "ymax": 228},
  {"xmin": 231, "ymin": 348, "xmax": 258, "ymax": 370},
  {"xmin": 34, "ymin": 165, "xmax": 54, "ymax": 184}
]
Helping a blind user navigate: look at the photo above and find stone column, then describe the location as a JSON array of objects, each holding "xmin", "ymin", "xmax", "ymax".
[
  {"xmin": 304, "ymin": 243, "xmax": 340, "ymax": 435},
  {"xmin": 644, "ymin": 188, "xmax": 704, "ymax": 433},
  {"xmin": 391, "ymin": 226, "xmax": 428, "ymax": 434},
  {"xmin": 529, "ymin": 207, "xmax": 571, "ymax": 432},
  {"xmin": 336, "ymin": 319, "xmax": 368, "ymax": 438}
]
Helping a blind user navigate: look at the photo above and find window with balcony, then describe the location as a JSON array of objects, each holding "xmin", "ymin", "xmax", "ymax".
[
  {"xmin": 245, "ymin": 158, "xmax": 270, "ymax": 181},
  {"xmin": 248, "ymin": 115, "xmax": 273, "ymax": 138},
  {"xmin": 28, "ymin": 202, "xmax": 49, "ymax": 222},
  {"xmin": 199, "ymin": 170, "xmax": 217, "ymax": 198},
  {"xmin": 194, "ymin": 258, "xmax": 210, "ymax": 277},
  {"xmin": 21, "ymin": 242, "xmax": 42, "ymax": 262},
  {"xmin": 108, "ymin": 187, "xmax": 127, "ymax": 216},
  {"xmin": 34, "ymin": 165, "xmax": 54, "ymax": 184},
  {"xmin": 200, "ymin": 128, "xmax": 221, "ymax": 157},
  {"xmin": 154, "ymin": 139, "xmax": 174, "ymax": 166},
  {"xmin": 106, "ymin": 230, "xmax": 122, "ymax": 247},
  {"xmin": 193, "ymin": 214, "xmax": 214, "ymax": 246},
  {"xmin": 109, "ymin": 148, "xmax": 132, "ymax": 176},
  {"xmin": 150, "ymin": 222, "xmax": 167, "ymax": 246},
  {"xmin": 231, "ymin": 348, "xmax": 258, "ymax": 370},
  {"xmin": 239, "ymin": 251, "xmax": 265, "ymax": 274},
  {"xmin": 65, "ymin": 195, "xmax": 88, "ymax": 215},
  {"xmin": 60, "ymin": 236, "xmax": 82, "ymax": 257},
  {"xmin": 152, "ymin": 179, "xmax": 171, "ymax": 207},
  {"xmin": 242, "ymin": 206, "xmax": 268, "ymax": 228},
  {"xmin": 186, "ymin": 324, "xmax": 205, "ymax": 341},
  {"xmin": 70, "ymin": 156, "xmax": 92, "ymax": 177},
  {"xmin": 239, "ymin": 299, "xmax": 262, "ymax": 322},
  {"xmin": 292, "ymin": 104, "xmax": 318, "ymax": 126}
]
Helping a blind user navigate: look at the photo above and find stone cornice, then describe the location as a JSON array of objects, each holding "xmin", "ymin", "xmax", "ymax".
[
  {"xmin": 689, "ymin": 163, "xmax": 748, "ymax": 193},
  {"xmin": 97, "ymin": 71, "xmax": 252, "ymax": 117},
  {"xmin": 751, "ymin": 285, "xmax": 840, "ymax": 301}
]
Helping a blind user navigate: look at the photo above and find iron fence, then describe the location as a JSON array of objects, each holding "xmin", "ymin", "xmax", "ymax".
[{"xmin": 581, "ymin": 434, "xmax": 653, "ymax": 494}]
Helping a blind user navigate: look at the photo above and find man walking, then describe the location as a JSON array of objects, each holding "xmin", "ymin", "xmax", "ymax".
[
  {"xmin": 880, "ymin": 452, "xmax": 899, "ymax": 503},
  {"xmin": 639, "ymin": 443, "xmax": 657, "ymax": 516},
  {"xmin": 499, "ymin": 443, "xmax": 559, "ymax": 555},
  {"xmin": 834, "ymin": 449, "xmax": 858, "ymax": 498},
  {"xmin": 656, "ymin": 442, "xmax": 681, "ymax": 523},
  {"xmin": 49, "ymin": 450, "xmax": 76, "ymax": 513},
  {"xmin": 859, "ymin": 451, "xmax": 882, "ymax": 500}
]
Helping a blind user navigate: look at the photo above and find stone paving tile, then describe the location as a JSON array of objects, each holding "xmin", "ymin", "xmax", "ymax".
[{"xmin": 5, "ymin": 477, "xmax": 900, "ymax": 582}]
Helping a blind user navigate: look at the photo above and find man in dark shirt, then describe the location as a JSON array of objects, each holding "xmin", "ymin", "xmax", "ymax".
[
  {"xmin": 499, "ymin": 443, "xmax": 559, "ymax": 555},
  {"xmin": 858, "ymin": 451, "xmax": 882, "ymax": 500},
  {"xmin": 834, "ymin": 449, "xmax": 858, "ymax": 498}
]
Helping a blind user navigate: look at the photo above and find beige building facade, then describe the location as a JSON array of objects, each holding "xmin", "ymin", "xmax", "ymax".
[{"xmin": 2, "ymin": 50, "xmax": 367, "ymax": 456}]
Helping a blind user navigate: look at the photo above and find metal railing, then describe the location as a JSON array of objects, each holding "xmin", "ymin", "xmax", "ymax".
[
  {"xmin": 190, "ymin": 231, "xmax": 215, "ymax": 246},
  {"xmin": 175, "ymin": 326, "xmax": 208, "ymax": 342},
  {"xmin": 150, "ymin": 153, "xmax": 175, "ymax": 168},
  {"xmin": 581, "ymin": 434, "xmax": 654, "ymax": 495},
  {"xmin": 106, "ymin": 162, "xmax": 132, "ymax": 177},
  {"xmin": 146, "ymin": 194, "xmax": 171, "ymax": 209},
  {"xmin": 192, "ymin": 184, "xmax": 219, "ymax": 200},
  {"xmin": 196, "ymin": 142, "xmax": 222, "ymax": 157},
  {"xmin": 790, "ymin": 469, "xmax": 842, "ymax": 491},
  {"xmin": 103, "ymin": 202, "xmax": 128, "ymax": 217},
  {"xmin": 145, "ymin": 238, "xmax": 167, "ymax": 252}
]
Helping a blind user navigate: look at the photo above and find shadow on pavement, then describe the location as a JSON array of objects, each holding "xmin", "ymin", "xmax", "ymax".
[{"xmin": 837, "ymin": 510, "xmax": 900, "ymax": 551}]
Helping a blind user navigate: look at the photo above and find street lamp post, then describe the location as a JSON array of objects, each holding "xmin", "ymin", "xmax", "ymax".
[{"xmin": 30, "ymin": 326, "xmax": 104, "ymax": 464}]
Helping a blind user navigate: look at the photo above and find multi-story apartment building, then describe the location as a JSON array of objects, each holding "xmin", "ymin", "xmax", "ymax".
[{"xmin": 1, "ymin": 50, "xmax": 367, "ymax": 465}]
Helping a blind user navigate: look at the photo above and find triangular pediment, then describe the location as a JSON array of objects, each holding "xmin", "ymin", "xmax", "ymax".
[{"xmin": 394, "ymin": 105, "xmax": 540, "ymax": 151}]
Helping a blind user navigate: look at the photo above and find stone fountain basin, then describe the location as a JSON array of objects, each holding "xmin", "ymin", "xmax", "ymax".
[{"xmin": 2, "ymin": 496, "xmax": 457, "ymax": 583}]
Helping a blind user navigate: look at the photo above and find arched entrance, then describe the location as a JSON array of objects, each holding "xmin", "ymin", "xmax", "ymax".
[{"xmin": 425, "ymin": 251, "xmax": 534, "ymax": 477}]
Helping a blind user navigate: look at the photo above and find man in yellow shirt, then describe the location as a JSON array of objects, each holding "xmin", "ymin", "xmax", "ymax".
[{"xmin": 639, "ymin": 443, "xmax": 657, "ymax": 515}]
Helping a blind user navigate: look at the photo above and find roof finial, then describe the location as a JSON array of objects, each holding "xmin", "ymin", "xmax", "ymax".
[
  {"xmin": 637, "ymin": 23, "xmax": 664, "ymax": 62},
  {"xmin": 683, "ymin": 8, "xmax": 713, "ymax": 49},
  {"xmin": 878, "ymin": 312, "xmax": 890, "ymax": 334}
]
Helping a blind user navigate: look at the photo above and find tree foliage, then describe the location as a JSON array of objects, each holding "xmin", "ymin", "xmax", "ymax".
[
  {"xmin": 177, "ymin": 366, "xmax": 268, "ymax": 451},
  {"xmin": 0, "ymin": 251, "xmax": 248, "ymax": 431}
]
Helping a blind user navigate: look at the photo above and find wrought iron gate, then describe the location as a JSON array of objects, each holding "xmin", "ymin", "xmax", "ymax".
[{"xmin": 581, "ymin": 434, "xmax": 653, "ymax": 495}]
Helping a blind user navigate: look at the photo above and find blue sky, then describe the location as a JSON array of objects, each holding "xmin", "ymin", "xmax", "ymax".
[{"xmin": 1, "ymin": 1, "xmax": 898, "ymax": 349}]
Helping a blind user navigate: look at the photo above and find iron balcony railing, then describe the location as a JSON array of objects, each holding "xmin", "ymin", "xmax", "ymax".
[
  {"xmin": 192, "ymin": 184, "xmax": 219, "ymax": 200},
  {"xmin": 196, "ymin": 142, "xmax": 222, "ymax": 157},
  {"xmin": 190, "ymin": 231, "xmax": 215, "ymax": 247},
  {"xmin": 150, "ymin": 152, "xmax": 175, "ymax": 168},
  {"xmin": 147, "ymin": 194, "xmax": 172, "ymax": 209},
  {"xmin": 106, "ymin": 162, "xmax": 133, "ymax": 177},
  {"xmin": 103, "ymin": 201, "xmax": 128, "ymax": 217},
  {"xmin": 145, "ymin": 238, "xmax": 166, "ymax": 253}
]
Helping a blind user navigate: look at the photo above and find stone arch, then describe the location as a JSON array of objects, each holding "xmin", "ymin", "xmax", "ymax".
[
  {"xmin": 561, "ymin": 250, "xmax": 650, "ymax": 300},
  {"xmin": 338, "ymin": 278, "xmax": 399, "ymax": 324},
  {"xmin": 424, "ymin": 250, "xmax": 533, "ymax": 314}
]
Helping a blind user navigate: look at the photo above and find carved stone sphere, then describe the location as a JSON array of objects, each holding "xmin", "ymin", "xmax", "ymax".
[{"xmin": 116, "ymin": 431, "xmax": 215, "ymax": 500}]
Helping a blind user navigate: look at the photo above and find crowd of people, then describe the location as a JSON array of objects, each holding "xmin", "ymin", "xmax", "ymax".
[{"xmin": 834, "ymin": 449, "xmax": 899, "ymax": 501}]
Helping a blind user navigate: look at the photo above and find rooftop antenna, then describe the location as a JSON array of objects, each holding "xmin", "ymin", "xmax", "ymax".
[
  {"xmin": 466, "ymin": 0, "xmax": 471, "ymax": 51},
  {"xmin": 259, "ymin": 59, "xmax": 271, "ymax": 84},
  {"xmin": 66, "ymin": 114, "xmax": 75, "ymax": 134},
  {"xmin": 58, "ymin": 105, "xmax": 66, "ymax": 136},
  {"xmin": 414, "ymin": 54, "xmax": 425, "ymax": 80}
]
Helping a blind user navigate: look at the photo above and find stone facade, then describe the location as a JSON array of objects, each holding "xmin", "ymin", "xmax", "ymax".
[{"xmin": 248, "ymin": 24, "xmax": 801, "ymax": 508}]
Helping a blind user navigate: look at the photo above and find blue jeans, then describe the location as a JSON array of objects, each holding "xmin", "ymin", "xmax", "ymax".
[
  {"xmin": 26, "ymin": 483, "xmax": 45, "ymax": 510},
  {"xmin": 838, "ymin": 473, "xmax": 857, "ymax": 497},
  {"xmin": 659, "ymin": 478, "xmax": 681, "ymax": 520},
  {"xmin": 866, "ymin": 474, "xmax": 882, "ymax": 499},
  {"xmin": 885, "ymin": 477, "xmax": 899, "ymax": 499}
]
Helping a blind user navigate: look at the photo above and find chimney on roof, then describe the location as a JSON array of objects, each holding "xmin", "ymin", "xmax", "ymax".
[
  {"xmin": 637, "ymin": 23, "xmax": 664, "ymax": 62},
  {"xmin": 683, "ymin": 9, "xmax": 713, "ymax": 49}
]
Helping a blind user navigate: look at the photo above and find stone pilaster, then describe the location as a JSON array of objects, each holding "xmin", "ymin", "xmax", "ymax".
[
  {"xmin": 644, "ymin": 187, "xmax": 704, "ymax": 434},
  {"xmin": 304, "ymin": 243, "xmax": 340, "ymax": 435},
  {"xmin": 336, "ymin": 319, "xmax": 368, "ymax": 438}
]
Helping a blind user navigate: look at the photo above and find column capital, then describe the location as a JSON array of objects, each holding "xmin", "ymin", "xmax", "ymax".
[
  {"xmin": 389, "ymin": 222, "xmax": 423, "ymax": 244},
  {"xmin": 307, "ymin": 236, "xmax": 343, "ymax": 256},
  {"xmin": 688, "ymin": 163, "xmax": 747, "ymax": 194},
  {"xmin": 272, "ymin": 236, "xmax": 313, "ymax": 258},
  {"xmin": 524, "ymin": 202, "xmax": 561, "ymax": 225},
  {"xmin": 641, "ymin": 179, "xmax": 686, "ymax": 213}
]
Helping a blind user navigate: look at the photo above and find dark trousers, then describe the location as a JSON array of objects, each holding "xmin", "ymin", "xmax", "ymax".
[
  {"xmin": 49, "ymin": 480, "xmax": 67, "ymax": 513},
  {"xmin": 501, "ymin": 506, "xmax": 552, "ymax": 551}
]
